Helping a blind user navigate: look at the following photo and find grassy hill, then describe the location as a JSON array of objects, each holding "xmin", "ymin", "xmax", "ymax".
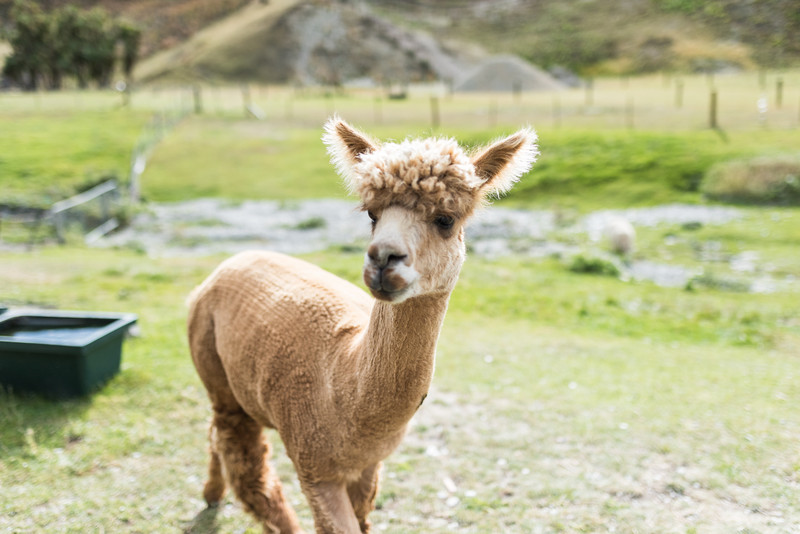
[
  {"xmin": 133, "ymin": 0, "xmax": 303, "ymax": 83},
  {"xmin": 371, "ymin": 0, "xmax": 793, "ymax": 75},
  {"xmin": 2, "ymin": 0, "xmax": 798, "ymax": 85}
]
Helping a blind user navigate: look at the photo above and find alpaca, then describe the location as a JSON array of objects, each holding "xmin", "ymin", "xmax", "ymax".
[
  {"xmin": 187, "ymin": 117, "xmax": 538, "ymax": 534},
  {"xmin": 605, "ymin": 215, "xmax": 636, "ymax": 256}
]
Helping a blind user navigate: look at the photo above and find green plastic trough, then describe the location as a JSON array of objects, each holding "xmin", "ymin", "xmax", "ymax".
[{"xmin": 0, "ymin": 310, "xmax": 137, "ymax": 398}]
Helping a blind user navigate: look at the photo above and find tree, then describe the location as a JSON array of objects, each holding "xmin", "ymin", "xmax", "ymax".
[
  {"xmin": 1, "ymin": 1, "xmax": 142, "ymax": 91},
  {"xmin": 2, "ymin": 0, "xmax": 51, "ymax": 90}
]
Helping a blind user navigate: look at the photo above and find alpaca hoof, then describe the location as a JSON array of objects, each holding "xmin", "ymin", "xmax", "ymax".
[{"xmin": 203, "ymin": 480, "xmax": 226, "ymax": 506}]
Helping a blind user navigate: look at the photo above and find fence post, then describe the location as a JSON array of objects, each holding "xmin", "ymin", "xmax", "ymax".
[
  {"xmin": 709, "ymin": 89, "xmax": 718, "ymax": 129},
  {"xmin": 373, "ymin": 96, "xmax": 382, "ymax": 125},
  {"xmin": 625, "ymin": 95, "xmax": 634, "ymax": 129},
  {"xmin": 488, "ymin": 99, "xmax": 498, "ymax": 128},
  {"xmin": 100, "ymin": 189, "xmax": 111, "ymax": 220},
  {"xmin": 430, "ymin": 96, "xmax": 440, "ymax": 129},
  {"xmin": 675, "ymin": 79, "xmax": 683, "ymax": 108},
  {"xmin": 776, "ymin": 78, "xmax": 784, "ymax": 109},
  {"xmin": 326, "ymin": 90, "xmax": 335, "ymax": 118},
  {"xmin": 585, "ymin": 77, "xmax": 594, "ymax": 107},
  {"xmin": 192, "ymin": 85, "xmax": 203, "ymax": 114},
  {"xmin": 552, "ymin": 95, "xmax": 561, "ymax": 129},
  {"xmin": 54, "ymin": 212, "xmax": 65, "ymax": 244},
  {"xmin": 241, "ymin": 84, "xmax": 252, "ymax": 116}
]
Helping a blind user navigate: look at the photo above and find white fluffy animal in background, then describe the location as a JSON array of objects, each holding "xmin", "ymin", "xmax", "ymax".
[{"xmin": 605, "ymin": 215, "xmax": 636, "ymax": 256}]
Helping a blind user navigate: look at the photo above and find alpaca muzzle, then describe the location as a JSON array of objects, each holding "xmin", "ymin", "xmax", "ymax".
[{"xmin": 363, "ymin": 245, "xmax": 416, "ymax": 301}]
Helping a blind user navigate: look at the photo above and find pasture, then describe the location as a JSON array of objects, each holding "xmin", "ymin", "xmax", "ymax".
[{"xmin": 1, "ymin": 71, "xmax": 799, "ymax": 533}]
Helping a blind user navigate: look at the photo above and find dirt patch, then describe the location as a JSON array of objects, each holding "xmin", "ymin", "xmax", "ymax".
[{"xmin": 376, "ymin": 390, "xmax": 797, "ymax": 533}]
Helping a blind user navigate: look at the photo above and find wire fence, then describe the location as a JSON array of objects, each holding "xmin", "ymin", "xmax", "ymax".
[
  {"xmin": 0, "ymin": 108, "xmax": 186, "ymax": 247},
  {"xmin": 2, "ymin": 69, "xmax": 798, "ymax": 131}
]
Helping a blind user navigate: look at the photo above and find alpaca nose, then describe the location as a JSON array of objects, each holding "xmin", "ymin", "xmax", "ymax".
[{"xmin": 367, "ymin": 242, "xmax": 408, "ymax": 269}]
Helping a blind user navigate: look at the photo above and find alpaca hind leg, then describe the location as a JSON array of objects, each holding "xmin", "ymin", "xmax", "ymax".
[
  {"xmin": 347, "ymin": 463, "xmax": 381, "ymax": 533},
  {"xmin": 214, "ymin": 411, "xmax": 304, "ymax": 534},
  {"xmin": 203, "ymin": 424, "xmax": 226, "ymax": 505},
  {"xmin": 188, "ymin": 308, "xmax": 238, "ymax": 507}
]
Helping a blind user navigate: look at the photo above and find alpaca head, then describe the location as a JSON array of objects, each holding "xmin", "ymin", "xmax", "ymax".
[{"xmin": 324, "ymin": 117, "xmax": 538, "ymax": 303}]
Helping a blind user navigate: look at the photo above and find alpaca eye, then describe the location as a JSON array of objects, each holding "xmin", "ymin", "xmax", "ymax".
[
  {"xmin": 434, "ymin": 216, "xmax": 454, "ymax": 230},
  {"xmin": 367, "ymin": 211, "xmax": 377, "ymax": 224}
]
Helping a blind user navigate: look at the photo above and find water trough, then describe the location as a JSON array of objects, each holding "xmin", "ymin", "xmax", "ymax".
[{"xmin": 0, "ymin": 310, "xmax": 137, "ymax": 398}]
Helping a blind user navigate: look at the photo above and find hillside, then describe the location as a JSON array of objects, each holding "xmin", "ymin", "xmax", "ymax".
[
  {"xmin": 371, "ymin": 0, "xmax": 746, "ymax": 75},
  {"xmin": 2, "ymin": 0, "xmax": 798, "ymax": 85},
  {"xmin": 372, "ymin": 0, "xmax": 798, "ymax": 73},
  {"xmin": 134, "ymin": 0, "xmax": 485, "ymax": 85}
]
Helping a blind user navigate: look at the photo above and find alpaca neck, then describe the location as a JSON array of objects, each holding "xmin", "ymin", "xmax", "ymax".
[{"xmin": 353, "ymin": 292, "xmax": 451, "ymax": 430}]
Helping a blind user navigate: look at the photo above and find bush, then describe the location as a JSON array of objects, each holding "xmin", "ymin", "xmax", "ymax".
[
  {"xmin": 566, "ymin": 252, "xmax": 622, "ymax": 277},
  {"xmin": 701, "ymin": 155, "xmax": 800, "ymax": 205}
]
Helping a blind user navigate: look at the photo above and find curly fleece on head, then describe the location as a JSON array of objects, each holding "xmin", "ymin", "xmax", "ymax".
[
  {"xmin": 352, "ymin": 137, "xmax": 484, "ymax": 219},
  {"xmin": 324, "ymin": 117, "xmax": 538, "ymax": 221}
]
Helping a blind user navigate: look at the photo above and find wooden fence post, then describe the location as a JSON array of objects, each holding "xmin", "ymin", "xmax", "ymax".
[
  {"xmin": 709, "ymin": 89, "xmax": 718, "ymax": 129},
  {"xmin": 552, "ymin": 95, "xmax": 561, "ymax": 129},
  {"xmin": 675, "ymin": 79, "xmax": 683, "ymax": 108},
  {"xmin": 430, "ymin": 96, "xmax": 440, "ymax": 129},
  {"xmin": 776, "ymin": 78, "xmax": 784, "ymax": 109},
  {"xmin": 625, "ymin": 95, "xmax": 634, "ymax": 129},
  {"xmin": 241, "ymin": 84, "xmax": 252, "ymax": 116},
  {"xmin": 192, "ymin": 85, "xmax": 203, "ymax": 114},
  {"xmin": 373, "ymin": 96, "xmax": 383, "ymax": 125},
  {"xmin": 585, "ymin": 77, "xmax": 594, "ymax": 107},
  {"xmin": 54, "ymin": 212, "xmax": 65, "ymax": 244}
]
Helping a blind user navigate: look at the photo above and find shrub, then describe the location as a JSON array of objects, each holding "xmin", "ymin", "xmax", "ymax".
[
  {"xmin": 292, "ymin": 217, "xmax": 326, "ymax": 230},
  {"xmin": 701, "ymin": 156, "xmax": 800, "ymax": 205},
  {"xmin": 567, "ymin": 252, "xmax": 622, "ymax": 277}
]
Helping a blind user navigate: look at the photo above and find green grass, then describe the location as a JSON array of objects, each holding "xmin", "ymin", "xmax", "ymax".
[
  {"xmin": 0, "ymin": 109, "xmax": 149, "ymax": 208},
  {"xmin": 139, "ymin": 116, "xmax": 800, "ymax": 210},
  {"xmin": 3, "ymin": 70, "xmax": 800, "ymax": 211},
  {"xmin": 141, "ymin": 118, "xmax": 338, "ymax": 201},
  {"xmin": 0, "ymin": 237, "xmax": 798, "ymax": 532}
]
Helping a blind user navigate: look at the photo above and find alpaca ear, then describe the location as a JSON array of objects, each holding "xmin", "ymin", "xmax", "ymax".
[
  {"xmin": 323, "ymin": 116, "xmax": 378, "ymax": 190},
  {"xmin": 471, "ymin": 127, "xmax": 538, "ymax": 198}
]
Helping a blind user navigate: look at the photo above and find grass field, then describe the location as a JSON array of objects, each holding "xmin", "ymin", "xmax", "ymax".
[
  {"xmin": 0, "ymin": 236, "xmax": 798, "ymax": 532},
  {"xmin": 2, "ymin": 69, "xmax": 799, "ymax": 210},
  {"xmin": 0, "ymin": 108, "xmax": 149, "ymax": 208},
  {"xmin": 1, "ymin": 77, "xmax": 799, "ymax": 532}
]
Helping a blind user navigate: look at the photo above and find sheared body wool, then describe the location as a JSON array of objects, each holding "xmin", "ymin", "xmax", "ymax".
[{"xmin": 188, "ymin": 117, "xmax": 537, "ymax": 534}]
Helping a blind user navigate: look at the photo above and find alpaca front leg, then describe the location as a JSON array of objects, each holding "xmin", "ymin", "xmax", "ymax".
[
  {"xmin": 347, "ymin": 463, "xmax": 381, "ymax": 533},
  {"xmin": 301, "ymin": 480, "xmax": 362, "ymax": 534}
]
